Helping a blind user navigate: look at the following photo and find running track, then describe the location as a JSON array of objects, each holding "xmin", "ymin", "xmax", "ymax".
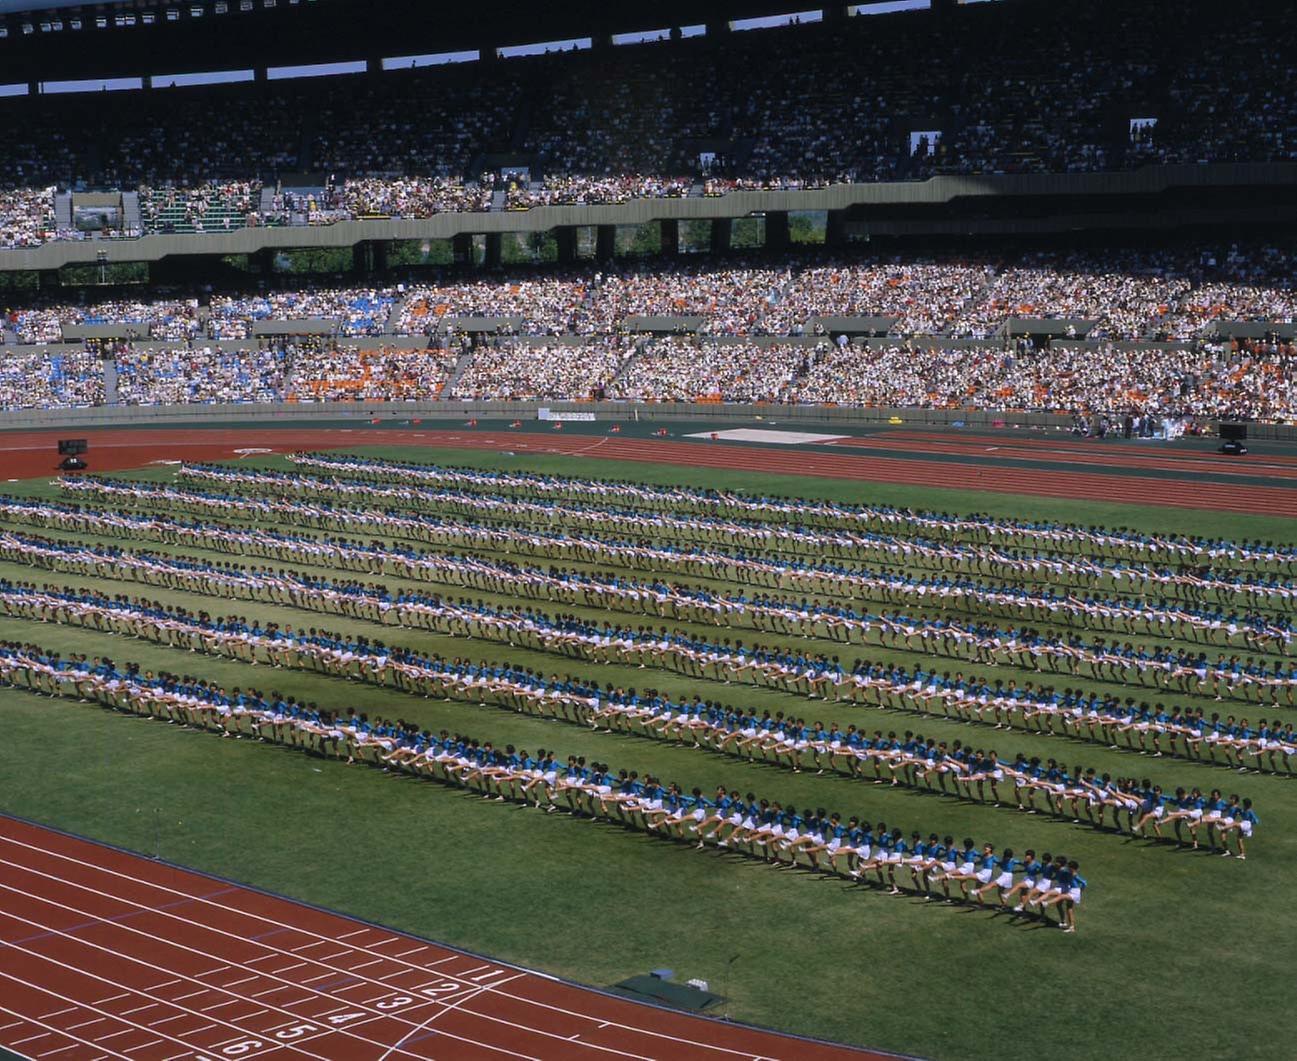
[
  {"xmin": 1, "ymin": 424, "xmax": 1295, "ymax": 517},
  {"xmin": 829, "ymin": 432, "xmax": 1297, "ymax": 480},
  {"xmin": 0, "ymin": 817, "xmax": 883, "ymax": 1061}
]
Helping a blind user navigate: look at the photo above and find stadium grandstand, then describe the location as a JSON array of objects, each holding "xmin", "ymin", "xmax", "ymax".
[
  {"xmin": 0, "ymin": 0, "xmax": 1289, "ymax": 433},
  {"xmin": 0, "ymin": 2, "xmax": 1292, "ymax": 1060}
]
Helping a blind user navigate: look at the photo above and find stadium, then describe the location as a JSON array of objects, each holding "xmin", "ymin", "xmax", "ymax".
[{"xmin": 0, "ymin": 0, "xmax": 1292, "ymax": 1058}]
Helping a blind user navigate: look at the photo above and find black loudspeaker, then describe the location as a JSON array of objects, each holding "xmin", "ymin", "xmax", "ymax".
[
  {"xmin": 57, "ymin": 439, "xmax": 89, "ymax": 471},
  {"xmin": 1218, "ymin": 423, "xmax": 1248, "ymax": 455}
]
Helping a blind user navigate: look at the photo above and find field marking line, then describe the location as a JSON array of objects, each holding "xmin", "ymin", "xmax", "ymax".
[
  {"xmin": 0, "ymin": 872, "xmax": 595, "ymax": 1061},
  {"xmin": 2, "ymin": 801, "xmax": 851, "ymax": 1060}
]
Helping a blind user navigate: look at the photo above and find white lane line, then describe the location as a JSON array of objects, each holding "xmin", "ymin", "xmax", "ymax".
[
  {"xmin": 1, "ymin": 834, "xmax": 720, "ymax": 1057},
  {"xmin": 92, "ymin": 1028, "xmax": 141, "ymax": 1042},
  {"xmin": 0, "ymin": 1005, "xmax": 127, "ymax": 1061},
  {"xmin": 8, "ymin": 867, "xmax": 573, "ymax": 1061},
  {"xmin": 0, "ymin": 924, "xmax": 337, "ymax": 1060}
]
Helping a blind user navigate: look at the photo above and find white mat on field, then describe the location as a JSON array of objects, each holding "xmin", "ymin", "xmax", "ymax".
[{"xmin": 685, "ymin": 428, "xmax": 848, "ymax": 445}]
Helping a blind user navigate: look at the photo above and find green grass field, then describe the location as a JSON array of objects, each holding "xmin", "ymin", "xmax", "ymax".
[{"xmin": 0, "ymin": 446, "xmax": 1292, "ymax": 1061}]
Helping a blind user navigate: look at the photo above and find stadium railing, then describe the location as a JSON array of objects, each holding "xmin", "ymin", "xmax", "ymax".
[{"xmin": 1, "ymin": 398, "xmax": 1285, "ymax": 441}]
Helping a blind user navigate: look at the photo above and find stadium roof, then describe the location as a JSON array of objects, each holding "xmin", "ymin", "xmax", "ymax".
[{"xmin": 0, "ymin": 0, "xmax": 968, "ymax": 83}]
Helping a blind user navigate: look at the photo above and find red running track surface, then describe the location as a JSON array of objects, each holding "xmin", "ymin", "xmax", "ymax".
[
  {"xmin": 827, "ymin": 434, "xmax": 1297, "ymax": 480},
  {"xmin": 881, "ymin": 429, "xmax": 1297, "ymax": 466},
  {"xmin": 0, "ymin": 816, "xmax": 888, "ymax": 1061},
  {"xmin": 0, "ymin": 424, "xmax": 1293, "ymax": 516}
]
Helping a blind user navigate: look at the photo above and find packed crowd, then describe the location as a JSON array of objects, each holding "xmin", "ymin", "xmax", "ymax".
[
  {"xmin": 783, "ymin": 341, "xmax": 1297, "ymax": 419},
  {"xmin": 94, "ymin": 92, "xmax": 302, "ymax": 186},
  {"xmin": 4, "ymin": 334, "xmax": 1297, "ymax": 419},
  {"xmin": 0, "ymin": 350, "xmax": 102, "ymax": 410},
  {"xmin": 762, "ymin": 260, "xmax": 993, "ymax": 336},
  {"xmin": 208, "ymin": 286, "xmax": 398, "ymax": 338},
  {"xmin": 83, "ymin": 339, "xmax": 456, "ymax": 405},
  {"xmin": 505, "ymin": 175, "xmax": 692, "ymax": 209},
  {"xmin": 8, "ymin": 245, "xmax": 1291, "ymax": 343},
  {"xmin": 309, "ymin": 75, "xmax": 520, "ymax": 179},
  {"xmin": 583, "ymin": 260, "xmax": 791, "ymax": 335},
  {"xmin": 282, "ymin": 341, "xmax": 455, "ymax": 401},
  {"xmin": 609, "ymin": 339, "xmax": 807, "ymax": 403},
  {"xmin": 12, "ymin": 297, "xmax": 202, "ymax": 344},
  {"xmin": 264, "ymin": 177, "xmax": 496, "ymax": 225},
  {"xmin": 113, "ymin": 345, "xmax": 289, "ymax": 405},
  {"xmin": 0, "ymin": 241, "xmax": 1293, "ymax": 416},
  {"xmin": 946, "ymin": 252, "xmax": 1193, "ymax": 341},
  {"xmin": 384, "ymin": 246, "xmax": 1294, "ymax": 341},
  {"xmin": 0, "ymin": 0, "xmax": 1290, "ymax": 245},
  {"xmin": 522, "ymin": 49, "xmax": 720, "ymax": 180},
  {"xmin": 448, "ymin": 340, "xmax": 631, "ymax": 400},
  {"xmin": 397, "ymin": 273, "xmax": 591, "ymax": 336},
  {"xmin": 332, "ymin": 176, "xmax": 494, "ymax": 218},
  {"xmin": 0, "ymin": 187, "xmax": 57, "ymax": 249},
  {"xmin": 1131, "ymin": 13, "xmax": 1297, "ymax": 168}
]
